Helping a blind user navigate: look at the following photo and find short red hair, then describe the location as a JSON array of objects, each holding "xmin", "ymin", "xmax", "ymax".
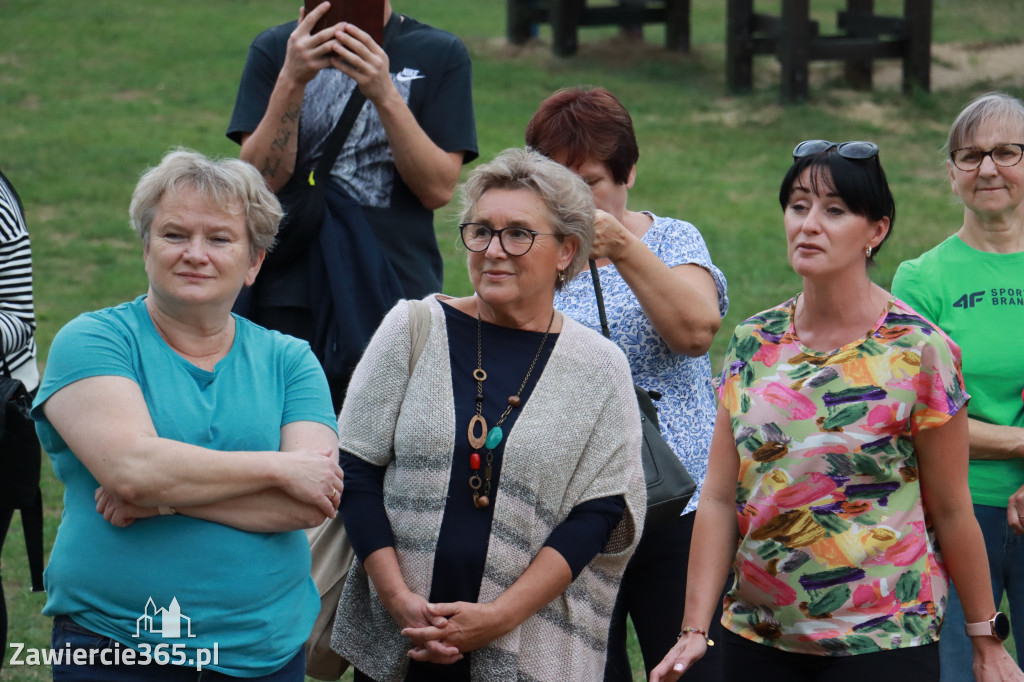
[{"xmin": 525, "ymin": 87, "xmax": 639, "ymax": 185}]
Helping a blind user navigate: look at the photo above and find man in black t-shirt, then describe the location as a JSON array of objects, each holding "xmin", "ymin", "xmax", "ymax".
[{"xmin": 227, "ymin": 1, "xmax": 478, "ymax": 405}]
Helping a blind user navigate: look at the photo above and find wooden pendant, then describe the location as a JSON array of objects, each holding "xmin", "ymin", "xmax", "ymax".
[
  {"xmin": 467, "ymin": 414, "xmax": 487, "ymax": 449},
  {"xmin": 474, "ymin": 494, "xmax": 490, "ymax": 509}
]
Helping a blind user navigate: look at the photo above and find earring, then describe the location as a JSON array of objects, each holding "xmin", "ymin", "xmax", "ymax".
[
  {"xmin": 557, "ymin": 270, "xmax": 566, "ymax": 285},
  {"xmin": 865, "ymin": 246, "xmax": 873, "ymax": 258}
]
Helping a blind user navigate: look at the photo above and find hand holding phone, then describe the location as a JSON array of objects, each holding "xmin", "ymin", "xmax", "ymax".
[{"xmin": 304, "ymin": 0, "xmax": 385, "ymax": 45}]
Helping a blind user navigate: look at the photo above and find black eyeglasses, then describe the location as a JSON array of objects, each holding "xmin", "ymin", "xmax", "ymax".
[
  {"xmin": 793, "ymin": 140, "xmax": 880, "ymax": 161},
  {"xmin": 458, "ymin": 223, "xmax": 559, "ymax": 256},
  {"xmin": 949, "ymin": 143, "xmax": 1024, "ymax": 172}
]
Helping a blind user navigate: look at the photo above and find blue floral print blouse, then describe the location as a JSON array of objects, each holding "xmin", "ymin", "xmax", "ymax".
[{"xmin": 554, "ymin": 213, "xmax": 728, "ymax": 514}]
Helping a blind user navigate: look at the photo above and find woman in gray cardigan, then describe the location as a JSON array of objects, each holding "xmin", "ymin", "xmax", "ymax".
[{"xmin": 332, "ymin": 148, "xmax": 647, "ymax": 682}]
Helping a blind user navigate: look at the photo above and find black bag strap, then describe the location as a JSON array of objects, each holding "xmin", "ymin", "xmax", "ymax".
[
  {"xmin": 589, "ymin": 260, "xmax": 612, "ymax": 339},
  {"xmin": 311, "ymin": 93, "xmax": 364, "ymax": 185},
  {"xmin": 23, "ymin": 489, "xmax": 44, "ymax": 592},
  {"xmin": 589, "ymin": 259, "xmax": 663, "ymax": 415},
  {"xmin": 310, "ymin": 14, "xmax": 400, "ymax": 186}
]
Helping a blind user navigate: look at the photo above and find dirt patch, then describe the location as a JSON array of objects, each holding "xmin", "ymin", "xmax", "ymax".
[
  {"xmin": 473, "ymin": 34, "xmax": 1024, "ymax": 131},
  {"xmin": 760, "ymin": 39, "xmax": 1024, "ymax": 97},
  {"xmin": 33, "ymin": 206, "xmax": 59, "ymax": 224},
  {"xmin": 111, "ymin": 90, "xmax": 151, "ymax": 103},
  {"xmin": 478, "ymin": 33, "xmax": 1024, "ymax": 93},
  {"xmin": 707, "ymin": 40, "xmax": 1024, "ymax": 129},
  {"xmin": 690, "ymin": 102, "xmax": 785, "ymax": 128},
  {"xmin": 875, "ymin": 40, "xmax": 1024, "ymax": 91}
]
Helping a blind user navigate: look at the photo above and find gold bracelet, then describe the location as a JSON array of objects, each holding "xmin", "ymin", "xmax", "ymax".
[{"xmin": 678, "ymin": 627, "xmax": 714, "ymax": 646}]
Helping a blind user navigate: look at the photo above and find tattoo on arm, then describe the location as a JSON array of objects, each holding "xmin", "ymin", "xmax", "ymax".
[
  {"xmin": 270, "ymin": 128, "xmax": 293, "ymax": 153},
  {"xmin": 261, "ymin": 157, "xmax": 282, "ymax": 180},
  {"xmin": 259, "ymin": 103, "xmax": 301, "ymax": 181},
  {"xmin": 282, "ymin": 104, "xmax": 301, "ymax": 125}
]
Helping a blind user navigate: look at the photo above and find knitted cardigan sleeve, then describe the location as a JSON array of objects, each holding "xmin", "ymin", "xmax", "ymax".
[{"xmin": 337, "ymin": 299, "xmax": 413, "ymax": 464}]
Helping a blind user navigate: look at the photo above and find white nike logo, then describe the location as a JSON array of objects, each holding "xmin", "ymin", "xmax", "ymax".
[{"xmin": 395, "ymin": 68, "xmax": 425, "ymax": 82}]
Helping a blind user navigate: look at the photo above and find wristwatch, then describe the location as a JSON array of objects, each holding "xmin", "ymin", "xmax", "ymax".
[{"xmin": 965, "ymin": 612, "xmax": 1010, "ymax": 641}]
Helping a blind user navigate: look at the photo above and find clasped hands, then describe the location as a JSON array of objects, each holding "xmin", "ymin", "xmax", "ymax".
[{"xmin": 393, "ymin": 591, "xmax": 508, "ymax": 664}]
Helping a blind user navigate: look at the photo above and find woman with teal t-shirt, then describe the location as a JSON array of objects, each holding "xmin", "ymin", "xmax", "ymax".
[
  {"xmin": 893, "ymin": 92, "xmax": 1024, "ymax": 680},
  {"xmin": 32, "ymin": 150, "xmax": 341, "ymax": 681}
]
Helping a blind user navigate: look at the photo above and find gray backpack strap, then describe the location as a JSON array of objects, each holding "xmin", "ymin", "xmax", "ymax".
[{"xmin": 407, "ymin": 299, "xmax": 431, "ymax": 373}]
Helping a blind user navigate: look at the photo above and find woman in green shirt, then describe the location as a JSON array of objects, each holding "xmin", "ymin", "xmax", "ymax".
[{"xmin": 892, "ymin": 91, "xmax": 1024, "ymax": 680}]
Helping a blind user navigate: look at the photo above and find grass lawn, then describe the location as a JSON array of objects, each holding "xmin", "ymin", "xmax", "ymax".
[{"xmin": 3, "ymin": 0, "xmax": 1024, "ymax": 679}]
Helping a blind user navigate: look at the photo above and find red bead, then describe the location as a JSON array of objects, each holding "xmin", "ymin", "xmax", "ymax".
[{"xmin": 470, "ymin": 452, "xmax": 481, "ymax": 470}]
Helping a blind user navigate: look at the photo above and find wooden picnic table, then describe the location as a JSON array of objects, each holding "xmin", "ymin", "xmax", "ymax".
[
  {"xmin": 506, "ymin": 0, "xmax": 692, "ymax": 56},
  {"xmin": 727, "ymin": 0, "xmax": 932, "ymax": 102}
]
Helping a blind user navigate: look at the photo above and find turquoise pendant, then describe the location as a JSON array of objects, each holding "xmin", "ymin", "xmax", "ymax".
[{"xmin": 485, "ymin": 426, "xmax": 503, "ymax": 449}]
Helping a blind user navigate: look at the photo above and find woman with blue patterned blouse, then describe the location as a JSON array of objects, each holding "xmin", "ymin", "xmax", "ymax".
[{"xmin": 526, "ymin": 87, "xmax": 729, "ymax": 681}]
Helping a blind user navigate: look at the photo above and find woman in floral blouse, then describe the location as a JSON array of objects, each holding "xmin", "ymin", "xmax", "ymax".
[
  {"xmin": 652, "ymin": 141, "xmax": 1022, "ymax": 682},
  {"xmin": 527, "ymin": 87, "xmax": 729, "ymax": 681}
]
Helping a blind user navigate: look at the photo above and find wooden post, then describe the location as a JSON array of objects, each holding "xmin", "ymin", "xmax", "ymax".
[
  {"xmin": 843, "ymin": 0, "xmax": 874, "ymax": 89},
  {"xmin": 507, "ymin": 0, "xmax": 535, "ymax": 45},
  {"xmin": 665, "ymin": 0, "xmax": 691, "ymax": 52},
  {"xmin": 726, "ymin": 0, "xmax": 754, "ymax": 93},
  {"xmin": 550, "ymin": 0, "xmax": 584, "ymax": 57},
  {"xmin": 903, "ymin": 0, "xmax": 932, "ymax": 93},
  {"xmin": 779, "ymin": 0, "xmax": 811, "ymax": 102}
]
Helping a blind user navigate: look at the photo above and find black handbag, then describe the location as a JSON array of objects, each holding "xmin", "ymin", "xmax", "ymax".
[
  {"xmin": 589, "ymin": 260, "xmax": 697, "ymax": 530},
  {"xmin": 0, "ymin": 341, "xmax": 40, "ymax": 511},
  {"xmin": 251, "ymin": 84, "xmax": 370, "ymax": 275},
  {"xmin": 231, "ymin": 86, "xmax": 368, "ymax": 317},
  {"xmin": 0, "ymin": 353, "xmax": 44, "ymax": 592}
]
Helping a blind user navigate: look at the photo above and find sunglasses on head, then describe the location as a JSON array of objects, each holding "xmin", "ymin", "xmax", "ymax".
[{"xmin": 793, "ymin": 140, "xmax": 880, "ymax": 161}]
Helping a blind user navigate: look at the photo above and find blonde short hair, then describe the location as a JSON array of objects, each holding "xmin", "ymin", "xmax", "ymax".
[
  {"xmin": 947, "ymin": 92, "xmax": 1024, "ymax": 152},
  {"xmin": 459, "ymin": 147, "xmax": 595, "ymax": 287},
  {"xmin": 129, "ymin": 148, "xmax": 282, "ymax": 259}
]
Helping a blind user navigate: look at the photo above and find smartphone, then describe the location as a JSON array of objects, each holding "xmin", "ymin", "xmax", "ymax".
[{"xmin": 305, "ymin": 0, "xmax": 385, "ymax": 45}]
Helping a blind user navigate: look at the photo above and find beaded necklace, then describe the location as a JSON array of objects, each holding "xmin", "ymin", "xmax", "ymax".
[{"xmin": 467, "ymin": 309, "xmax": 555, "ymax": 508}]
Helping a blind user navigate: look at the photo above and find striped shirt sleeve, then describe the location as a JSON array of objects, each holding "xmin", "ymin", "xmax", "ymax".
[{"xmin": 0, "ymin": 170, "xmax": 38, "ymax": 377}]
